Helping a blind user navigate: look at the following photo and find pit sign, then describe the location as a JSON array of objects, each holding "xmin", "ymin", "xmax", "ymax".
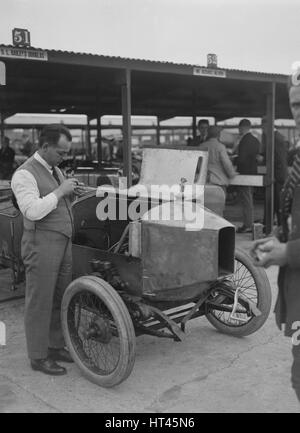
[
  {"xmin": 12, "ymin": 28, "xmax": 31, "ymax": 47},
  {"xmin": 0, "ymin": 61, "xmax": 5, "ymax": 85}
]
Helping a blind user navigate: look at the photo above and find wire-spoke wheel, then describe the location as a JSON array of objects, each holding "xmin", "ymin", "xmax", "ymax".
[
  {"xmin": 205, "ymin": 248, "xmax": 272, "ymax": 336},
  {"xmin": 61, "ymin": 275, "xmax": 136, "ymax": 387}
]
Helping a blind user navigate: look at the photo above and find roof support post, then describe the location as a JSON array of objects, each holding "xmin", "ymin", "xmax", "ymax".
[
  {"xmin": 265, "ymin": 82, "xmax": 275, "ymax": 234},
  {"xmin": 121, "ymin": 69, "xmax": 132, "ymax": 187},
  {"xmin": 32, "ymin": 128, "xmax": 35, "ymax": 148},
  {"xmin": 86, "ymin": 115, "xmax": 92, "ymax": 160},
  {"xmin": 156, "ymin": 117, "xmax": 160, "ymax": 145},
  {"xmin": 192, "ymin": 116, "xmax": 197, "ymax": 140},
  {"xmin": 96, "ymin": 114, "xmax": 102, "ymax": 167},
  {"xmin": 0, "ymin": 112, "xmax": 5, "ymax": 147}
]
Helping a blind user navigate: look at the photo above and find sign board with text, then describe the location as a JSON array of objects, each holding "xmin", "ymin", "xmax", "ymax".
[
  {"xmin": 193, "ymin": 67, "xmax": 226, "ymax": 78},
  {"xmin": 0, "ymin": 61, "xmax": 5, "ymax": 85},
  {"xmin": 0, "ymin": 46, "xmax": 48, "ymax": 62}
]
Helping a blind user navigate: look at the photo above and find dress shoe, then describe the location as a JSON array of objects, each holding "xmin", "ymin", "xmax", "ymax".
[
  {"xmin": 48, "ymin": 347, "xmax": 74, "ymax": 363},
  {"xmin": 31, "ymin": 358, "xmax": 67, "ymax": 376}
]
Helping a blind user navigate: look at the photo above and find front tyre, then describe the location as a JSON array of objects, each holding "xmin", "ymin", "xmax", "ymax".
[
  {"xmin": 205, "ymin": 248, "xmax": 272, "ymax": 337},
  {"xmin": 61, "ymin": 275, "xmax": 136, "ymax": 387}
]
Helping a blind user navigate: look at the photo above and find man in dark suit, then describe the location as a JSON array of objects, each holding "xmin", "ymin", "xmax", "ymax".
[
  {"xmin": 260, "ymin": 117, "xmax": 288, "ymax": 227},
  {"xmin": 11, "ymin": 124, "xmax": 85, "ymax": 376},
  {"xmin": 188, "ymin": 119, "xmax": 209, "ymax": 146},
  {"xmin": 236, "ymin": 119, "xmax": 260, "ymax": 233}
]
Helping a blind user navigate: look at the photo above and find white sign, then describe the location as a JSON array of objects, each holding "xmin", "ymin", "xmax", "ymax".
[
  {"xmin": 0, "ymin": 61, "xmax": 5, "ymax": 85},
  {"xmin": 0, "ymin": 321, "xmax": 6, "ymax": 346},
  {"xmin": 0, "ymin": 46, "xmax": 48, "ymax": 61},
  {"xmin": 193, "ymin": 67, "xmax": 226, "ymax": 78}
]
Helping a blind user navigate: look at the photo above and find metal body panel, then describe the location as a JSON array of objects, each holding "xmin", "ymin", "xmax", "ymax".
[{"xmin": 141, "ymin": 205, "xmax": 235, "ymax": 297}]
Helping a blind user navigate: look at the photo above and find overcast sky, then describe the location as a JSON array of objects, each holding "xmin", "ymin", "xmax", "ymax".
[{"xmin": 0, "ymin": 0, "xmax": 299, "ymax": 75}]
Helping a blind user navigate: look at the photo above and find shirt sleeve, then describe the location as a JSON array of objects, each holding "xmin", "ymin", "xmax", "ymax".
[{"xmin": 11, "ymin": 169, "xmax": 58, "ymax": 221}]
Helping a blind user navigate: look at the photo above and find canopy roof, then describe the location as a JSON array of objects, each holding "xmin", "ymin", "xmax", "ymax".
[{"xmin": 0, "ymin": 44, "xmax": 291, "ymax": 121}]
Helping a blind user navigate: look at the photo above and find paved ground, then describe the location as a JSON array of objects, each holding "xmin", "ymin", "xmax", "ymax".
[{"xmin": 0, "ymin": 233, "xmax": 299, "ymax": 413}]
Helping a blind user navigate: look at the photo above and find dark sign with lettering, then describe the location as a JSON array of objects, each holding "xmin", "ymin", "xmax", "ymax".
[
  {"xmin": 0, "ymin": 61, "xmax": 5, "ymax": 85},
  {"xmin": 12, "ymin": 28, "xmax": 31, "ymax": 47}
]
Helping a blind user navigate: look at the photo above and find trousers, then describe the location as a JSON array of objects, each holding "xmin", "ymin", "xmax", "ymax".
[
  {"xmin": 292, "ymin": 344, "xmax": 300, "ymax": 401},
  {"xmin": 21, "ymin": 229, "xmax": 72, "ymax": 360},
  {"xmin": 263, "ymin": 181, "xmax": 285, "ymax": 227},
  {"xmin": 238, "ymin": 186, "xmax": 253, "ymax": 228}
]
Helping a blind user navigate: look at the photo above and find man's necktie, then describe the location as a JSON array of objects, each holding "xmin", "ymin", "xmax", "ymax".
[{"xmin": 52, "ymin": 167, "xmax": 61, "ymax": 185}]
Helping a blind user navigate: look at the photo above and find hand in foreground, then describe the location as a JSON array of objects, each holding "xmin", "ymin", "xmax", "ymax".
[{"xmin": 250, "ymin": 236, "xmax": 287, "ymax": 268}]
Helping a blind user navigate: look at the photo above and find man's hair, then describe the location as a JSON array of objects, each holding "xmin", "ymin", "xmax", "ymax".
[
  {"xmin": 3, "ymin": 136, "xmax": 10, "ymax": 146},
  {"xmin": 38, "ymin": 124, "xmax": 72, "ymax": 148},
  {"xmin": 239, "ymin": 118, "xmax": 251, "ymax": 128},
  {"xmin": 198, "ymin": 119, "xmax": 209, "ymax": 127},
  {"xmin": 207, "ymin": 125, "xmax": 220, "ymax": 139}
]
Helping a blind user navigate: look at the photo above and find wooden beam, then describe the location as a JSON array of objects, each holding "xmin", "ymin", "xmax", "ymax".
[
  {"xmin": 86, "ymin": 115, "xmax": 92, "ymax": 160},
  {"xmin": 121, "ymin": 69, "xmax": 132, "ymax": 186},
  {"xmin": 229, "ymin": 175, "xmax": 264, "ymax": 187},
  {"xmin": 0, "ymin": 112, "xmax": 5, "ymax": 146},
  {"xmin": 192, "ymin": 116, "xmax": 197, "ymax": 140},
  {"xmin": 156, "ymin": 117, "xmax": 160, "ymax": 145},
  {"xmin": 265, "ymin": 82, "xmax": 275, "ymax": 234},
  {"xmin": 96, "ymin": 115, "xmax": 102, "ymax": 166}
]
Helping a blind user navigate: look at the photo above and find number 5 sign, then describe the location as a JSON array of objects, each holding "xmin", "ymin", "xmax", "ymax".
[{"xmin": 12, "ymin": 28, "xmax": 31, "ymax": 47}]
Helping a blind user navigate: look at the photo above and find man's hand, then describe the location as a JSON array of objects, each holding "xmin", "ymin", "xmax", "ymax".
[
  {"xmin": 54, "ymin": 178, "xmax": 79, "ymax": 200},
  {"xmin": 250, "ymin": 236, "xmax": 287, "ymax": 268},
  {"xmin": 74, "ymin": 184, "xmax": 89, "ymax": 196}
]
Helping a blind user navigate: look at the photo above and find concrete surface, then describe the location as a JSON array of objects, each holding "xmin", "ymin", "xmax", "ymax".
[{"xmin": 0, "ymin": 234, "xmax": 299, "ymax": 413}]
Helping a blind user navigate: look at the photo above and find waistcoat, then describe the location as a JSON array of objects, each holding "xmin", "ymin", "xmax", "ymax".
[{"xmin": 17, "ymin": 156, "xmax": 73, "ymax": 238}]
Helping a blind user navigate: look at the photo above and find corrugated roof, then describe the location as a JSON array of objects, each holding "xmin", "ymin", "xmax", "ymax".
[{"xmin": 0, "ymin": 44, "xmax": 288, "ymax": 79}]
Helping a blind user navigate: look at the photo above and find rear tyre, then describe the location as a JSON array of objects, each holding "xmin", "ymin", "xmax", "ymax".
[
  {"xmin": 61, "ymin": 275, "xmax": 136, "ymax": 387},
  {"xmin": 205, "ymin": 248, "xmax": 272, "ymax": 337}
]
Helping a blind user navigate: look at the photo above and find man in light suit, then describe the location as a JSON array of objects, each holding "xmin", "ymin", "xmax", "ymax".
[{"xmin": 12, "ymin": 124, "xmax": 85, "ymax": 376}]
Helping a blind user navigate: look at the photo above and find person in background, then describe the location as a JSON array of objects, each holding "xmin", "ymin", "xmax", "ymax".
[
  {"xmin": 236, "ymin": 118, "xmax": 260, "ymax": 233},
  {"xmin": 251, "ymin": 73, "xmax": 300, "ymax": 402},
  {"xmin": 0, "ymin": 136, "xmax": 15, "ymax": 180},
  {"xmin": 259, "ymin": 117, "xmax": 289, "ymax": 227},
  {"xmin": 186, "ymin": 136, "xmax": 193, "ymax": 146},
  {"xmin": 188, "ymin": 119, "xmax": 209, "ymax": 146},
  {"xmin": 199, "ymin": 125, "xmax": 236, "ymax": 192},
  {"xmin": 21, "ymin": 132, "xmax": 34, "ymax": 157}
]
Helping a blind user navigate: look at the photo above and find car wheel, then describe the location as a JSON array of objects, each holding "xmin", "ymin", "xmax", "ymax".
[
  {"xmin": 61, "ymin": 275, "xmax": 136, "ymax": 387},
  {"xmin": 205, "ymin": 248, "xmax": 272, "ymax": 337}
]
